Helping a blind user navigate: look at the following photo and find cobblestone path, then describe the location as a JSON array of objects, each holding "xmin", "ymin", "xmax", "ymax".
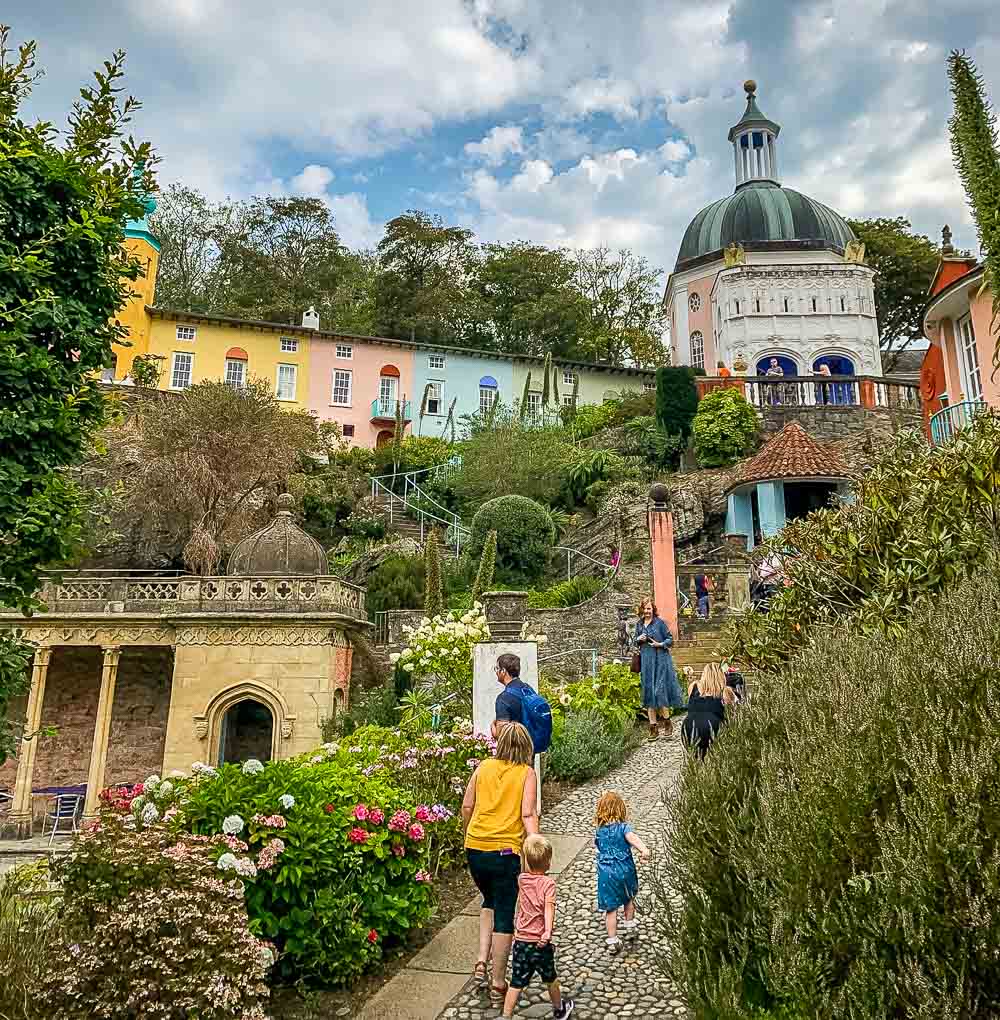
[{"xmin": 440, "ymin": 734, "xmax": 688, "ymax": 1019}]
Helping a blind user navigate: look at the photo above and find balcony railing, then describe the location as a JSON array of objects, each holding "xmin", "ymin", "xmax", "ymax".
[
  {"xmin": 929, "ymin": 399, "xmax": 988, "ymax": 445},
  {"xmin": 21, "ymin": 574, "xmax": 367, "ymax": 620},
  {"xmin": 370, "ymin": 398, "xmax": 412, "ymax": 421},
  {"xmin": 697, "ymin": 375, "xmax": 920, "ymax": 411}
]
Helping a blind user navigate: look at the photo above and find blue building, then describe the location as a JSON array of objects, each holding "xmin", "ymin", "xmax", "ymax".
[{"xmin": 412, "ymin": 347, "xmax": 516, "ymax": 438}]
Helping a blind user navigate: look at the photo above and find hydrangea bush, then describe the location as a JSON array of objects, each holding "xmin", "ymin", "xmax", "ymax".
[
  {"xmin": 41, "ymin": 814, "xmax": 270, "ymax": 1019},
  {"xmin": 390, "ymin": 604, "xmax": 490, "ymax": 697}
]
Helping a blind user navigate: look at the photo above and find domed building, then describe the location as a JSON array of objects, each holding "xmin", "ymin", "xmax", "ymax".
[{"xmin": 664, "ymin": 82, "xmax": 881, "ymax": 383}]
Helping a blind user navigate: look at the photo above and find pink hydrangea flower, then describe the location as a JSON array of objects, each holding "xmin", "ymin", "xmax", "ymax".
[
  {"xmin": 368, "ymin": 807, "xmax": 385, "ymax": 825},
  {"xmin": 251, "ymin": 814, "xmax": 287, "ymax": 829},
  {"xmin": 415, "ymin": 869, "xmax": 432, "ymax": 883},
  {"xmin": 367, "ymin": 929, "xmax": 379, "ymax": 943},
  {"xmin": 388, "ymin": 809, "xmax": 411, "ymax": 833},
  {"xmin": 407, "ymin": 823, "xmax": 425, "ymax": 842},
  {"xmin": 353, "ymin": 804, "xmax": 369, "ymax": 821},
  {"xmin": 414, "ymin": 805, "xmax": 431, "ymax": 822},
  {"xmin": 392, "ymin": 844, "xmax": 405, "ymax": 857},
  {"xmin": 348, "ymin": 827, "xmax": 369, "ymax": 844}
]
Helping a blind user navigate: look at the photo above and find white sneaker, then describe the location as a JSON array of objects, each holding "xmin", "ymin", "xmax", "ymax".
[
  {"xmin": 621, "ymin": 918, "xmax": 639, "ymax": 939},
  {"xmin": 606, "ymin": 936, "xmax": 623, "ymax": 954}
]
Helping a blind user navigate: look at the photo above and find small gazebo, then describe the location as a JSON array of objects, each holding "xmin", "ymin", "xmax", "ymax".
[{"xmin": 724, "ymin": 421, "xmax": 850, "ymax": 548}]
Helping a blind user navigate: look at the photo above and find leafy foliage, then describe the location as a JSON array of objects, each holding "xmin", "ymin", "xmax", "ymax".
[
  {"xmin": 373, "ymin": 434, "xmax": 451, "ymax": 479},
  {"xmin": 0, "ymin": 862, "xmax": 55, "ymax": 1020},
  {"xmin": 845, "ymin": 216, "xmax": 939, "ymax": 366},
  {"xmin": 366, "ymin": 555, "xmax": 425, "ymax": 617},
  {"xmin": 468, "ymin": 495, "xmax": 556, "ymax": 585},
  {"xmin": 948, "ymin": 50, "xmax": 1000, "ymax": 372},
  {"xmin": 557, "ymin": 662, "xmax": 642, "ymax": 727},
  {"xmin": 527, "ymin": 574, "xmax": 605, "ymax": 608},
  {"xmin": 423, "ymin": 527, "xmax": 445, "ymax": 618},
  {"xmin": 656, "ymin": 366, "xmax": 700, "ymax": 439},
  {"xmin": 43, "ymin": 814, "xmax": 270, "ymax": 1018},
  {"xmin": 471, "ymin": 528, "xmax": 497, "ymax": 602},
  {"xmin": 691, "ymin": 389, "xmax": 759, "ymax": 467},
  {"xmin": 729, "ymin": 415, "xmax": 1000, "ymax": 670},
  {"xmin": 660, "ymin": 568, "xmax": 1000, "ymax": 1018},
  {"xmin": 564, "ymin": 400, "xmax": 619, "ymax": 439},
  {"xmin": 546, "ymin": 711, "xmax": 643, "ymax": 783}
]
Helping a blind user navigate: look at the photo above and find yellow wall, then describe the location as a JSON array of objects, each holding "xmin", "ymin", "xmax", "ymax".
[
  {"xmin": 145, "ymin": 315, "xmax": 311, "ymax": 408},
  {"xmin": 113, "ymin": 237, "xmax": 159, "ymax": 377}
]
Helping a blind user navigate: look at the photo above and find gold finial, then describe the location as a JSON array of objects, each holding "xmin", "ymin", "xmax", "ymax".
[{"xmin": 744, "ymin": 79, "xmax": 757, "ymax": 97}]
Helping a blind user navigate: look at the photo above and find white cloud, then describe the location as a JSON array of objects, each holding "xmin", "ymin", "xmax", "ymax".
[
  {"xmin": 291, "ymin": 164, "xmax": 336, "ymax": 196},
  {"xmin": 464, "ymin": 125, "xmax": 524, "ymax": 165}
]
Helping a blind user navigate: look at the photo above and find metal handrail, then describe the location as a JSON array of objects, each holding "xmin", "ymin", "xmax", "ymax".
[
  {"xmin": 929, "ymin": 399, "xmax": 987, "ymax": 445},
  {"xmin": 371, "ymin": 476, "xmax": 467, "ymax": 556},
  {"xmin": 552, "ymin": 546, "xmax": 614, "ymax": 581},
  {"xmin": 539, "ymin": 648, "xmax": 599, "ymax": 677}
]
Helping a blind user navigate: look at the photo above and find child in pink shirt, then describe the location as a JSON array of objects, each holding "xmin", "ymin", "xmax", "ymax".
[{"xmin": 502, "ymin": 834, "xmax": 574, "ymax": 1019}]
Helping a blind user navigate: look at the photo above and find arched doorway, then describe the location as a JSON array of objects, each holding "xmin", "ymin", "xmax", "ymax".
[
  {"xmin": 756, "ymin": 354, "xmax": 798, "ymax": 376},
  {"xmin": 756, "ymin": 355, "xmax": 799, "ymax": 406},
  {"xmin": 218, "ymin": 699, "xmax": 274, "ymax": 765},
  {"xmin": 375, "ymin": 429, "xmax": 394, "ymax": 449},
  {"xmin": 812, "ymin": 354, "xmax": 856, "ymax": 404}
]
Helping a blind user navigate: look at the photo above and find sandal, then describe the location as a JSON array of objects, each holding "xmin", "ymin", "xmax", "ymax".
[
  {"xmin": 490, "ymin": 982, "xmax": 509, "ymax": 1005},
  {"xmin": 473, "ymin": 960, "xmax": 489, "ymax": 987}
]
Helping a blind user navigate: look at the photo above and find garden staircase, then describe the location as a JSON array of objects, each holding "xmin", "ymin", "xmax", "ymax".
[{"xmin": 672, "ymin": 619, "xmax": 728, "ymax": 675}]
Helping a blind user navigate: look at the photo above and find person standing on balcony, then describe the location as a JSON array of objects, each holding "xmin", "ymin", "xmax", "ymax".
[
  {"xmin": 634, "ymin": 597, "xmax": 683, "ymax": 739},
  {"xmin": 764, "ymin": 357, "xmax": 784, "ymax": 406}
]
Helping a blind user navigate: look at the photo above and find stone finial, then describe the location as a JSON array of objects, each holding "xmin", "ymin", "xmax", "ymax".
[
  {"xmin": 941, "ymin": 224, "xmax": 953, "ymax": 254},
  {"xmin": 276, "ymin": 493, "xmax": 296, "ymax": 514},
  {"xmin": 649, "ymin": 482, "xmax": 670, "ymax": 507},
  {"xmin": 744, "ymin": 79, "xmax": 757, "ymax": 97}
]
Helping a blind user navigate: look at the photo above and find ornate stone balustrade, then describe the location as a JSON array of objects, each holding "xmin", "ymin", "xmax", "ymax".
[{"xmin": 36, "ymin": 574, "xmax": 366, "ymax": 620}]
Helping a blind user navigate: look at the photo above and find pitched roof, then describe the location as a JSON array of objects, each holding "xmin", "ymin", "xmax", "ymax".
[{"xmin": 727, "ymin": 421, "xmax": 850, "ymax": 493}]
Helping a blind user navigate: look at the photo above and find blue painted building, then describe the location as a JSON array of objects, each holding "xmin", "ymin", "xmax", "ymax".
[
  {"xmin": 724, "ymin": 421, "xmax": 850, "ymax": 548},
  {"xmin": 412, "ymin": 347, "xmax": 515, "ymax": 438}
]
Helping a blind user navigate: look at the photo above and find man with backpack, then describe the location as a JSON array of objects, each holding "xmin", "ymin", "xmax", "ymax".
[{"xmin": 493, "ymin": 653, "xmax": 552, "ymax": 755}]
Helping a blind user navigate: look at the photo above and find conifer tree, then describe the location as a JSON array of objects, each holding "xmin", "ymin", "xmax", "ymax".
[
  {"xmin": 471, "ymin": 529, "xmax": 497, "ymax": 602},
  {"xmin": 423, "ymin": 527, "xmax": 445, "ymax": 618},
  {"xmin": 948, "ymin": 50, "xmax": 1000, "ymax": 369},
  {"xmin": 519, "ymin": 370, "xmax": 533, "ymax": 422},
  {"xmin": 541, "ymin": 352, "xmax": 552, "ymax": 405}
]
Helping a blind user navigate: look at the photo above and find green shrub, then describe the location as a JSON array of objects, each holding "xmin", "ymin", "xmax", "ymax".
[
  {"xmin": 373, "ymin": 435, "xmax": 451, "ymax": 477},
  {"xmin": 656, "ymin": 365, "xmax": 700, "ymax": 438},
  {"xmin": 468, "ymin": 495, "xmax": 556, "ymax": 586},
  {"xmin": 527, "ymin": 575, "xmax": 605, "ymax": 608},
  {"xmin": 366, "ymin": 555, "xmax": 425, "ymax": 617},
  {"xmin": 560, "ymin": 662, "xmax": 641, "ymax": 726},
  {"xmin": 619, "ymin": 415, "xmax": 685, "ymax": 470},
  {"xmin": 691, "ymin": 388, "xmax": 759, "ymax": 467},
  {"xmin": 328, "ymin": 682, "xmax": 400, "ymax": 736},
  {"xmin": 730, "ymin": 415, "xmax": 1000, "ymax": 670},
  {"xmin": 0, "ymin": 862, "xmax": 55, "ymax": 1020},
  {"xmin": 43, "ymin": 814, "xmax": 270, "ymax": 1018},
  {"xmin": 546, "ymin": 712, "xmax": 643, "ymax": 783},
  {"xmin": 608, "ymin": 389, "xmax": 657, "ymax": 425},
  {"xmin": 661, "ymin": 567, "xmax": 1000, "ymax": 1019},
  {"xmin": 564, "ymin": 401, "xmax": 618, "ymax": 439}
]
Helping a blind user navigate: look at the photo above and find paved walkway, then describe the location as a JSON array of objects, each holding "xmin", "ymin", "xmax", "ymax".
[{"xmin": 359, "ymin": 734, "xmax": 687, "ymax": 1020}]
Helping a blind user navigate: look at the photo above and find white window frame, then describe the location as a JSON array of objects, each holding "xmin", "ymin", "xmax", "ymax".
[
  {"xmin": 561, "ymin": 390, "xmax": 576, "ymax": 408},
  {"xmin": 276, "ymin": 363, "xmax": 298, "ymax": 401},
  {"xmin": 690, "ymin": 331, "xmax": 705, "ymax": 370},
  {"xmin": 224, "ymin": 358, "xmax": 246, "ymax": 388},
  {"xmin": 335, "ymin": 344, "xmax": 353, "ymax": 359},
  {"xmin": 280, "ymin": 337, "xmax": 299, "ymax": 353},
  {"xmin": 426, "ymin": 380, "xmax": 445, "ymax": 416},
  {"xmin": 331, "ymin": 369, "xmax": 353, "ymax": 407},
  {"xmin": 525, "ymin": 391, "xmax": 542, "ymax": 423},
  {"xmin": 957, "ymin": 314, "xmax": 983, "ymax": 402},
  {"xmin": 562, "ymin": 369, "xmax": 576, "ymax": 386},
  {"xmin": 480, "ymin": 385, "xmax": 498, "ymax": 415},
  {"xmin": 689, "ymin": 293, "xmax": 701, "ymax": 312},
  {"xmin": 342, "ymin": 424, "xmax": 356, "ymax": 439},
  {"xmin": 428, "ymin": 353, "xmax": 446, "ymax": 370},
  {"xmin": 643, "ymin": 379, "xmax": 656, "ymax": 392},
  {"xmin": 175, "ymin": 325, "xmax": 197, "ymax": 342},
  {"xmin": 170, "ymin": 351, "xmax": 193, "ymax": 389}
]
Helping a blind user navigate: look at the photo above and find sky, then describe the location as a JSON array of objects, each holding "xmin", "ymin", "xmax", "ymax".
[{"xmin": 9, "ymin": 1, "xmax": 999, "ymax": 280}]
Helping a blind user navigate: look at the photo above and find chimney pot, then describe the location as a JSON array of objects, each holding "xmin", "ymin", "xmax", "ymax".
[{"xmin": 302, "ymin": 306, "xmax": 319, "ymax": 330}]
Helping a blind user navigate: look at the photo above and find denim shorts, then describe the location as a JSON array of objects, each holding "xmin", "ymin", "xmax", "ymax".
[{"xmin": 466, "ymin": 848, "xmax": 521, "ymax": 934}]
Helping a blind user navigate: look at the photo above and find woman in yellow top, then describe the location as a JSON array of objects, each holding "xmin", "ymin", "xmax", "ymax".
[{"xmin": 462, "ymin": 721, "xmax": 538, "ymax": 1005}]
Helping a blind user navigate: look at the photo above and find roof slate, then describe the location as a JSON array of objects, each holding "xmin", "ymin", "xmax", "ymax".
[{"xmin": 728, "ymin": 421, "xmax": 850, "ymax": 492}]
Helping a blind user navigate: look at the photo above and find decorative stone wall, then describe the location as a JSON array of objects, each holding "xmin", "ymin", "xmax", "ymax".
[
  {"xmin": 0, "ymin": 646, "xmax": 173, "ymax": 805},
  {"xmin": 760, "ymin": 404, "xmax": 919, "ymax": 443}
]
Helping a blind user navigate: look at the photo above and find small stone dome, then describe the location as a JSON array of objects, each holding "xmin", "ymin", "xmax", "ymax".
[{"xmin": 227, "ymin": 494, "xmax": 328, "ymax": 576}]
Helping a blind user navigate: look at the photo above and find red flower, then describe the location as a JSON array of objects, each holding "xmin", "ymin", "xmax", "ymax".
[
  {"xmin": 367, "ymin": 929, "xmax": 378, "ymax": 943},
  {"xmin": 348, "ymin": 827, "xmax": 368, "ymax": 844},
  {"xmin": 324, "ymin": 803, "xmax": 335, "ymax": 814}
]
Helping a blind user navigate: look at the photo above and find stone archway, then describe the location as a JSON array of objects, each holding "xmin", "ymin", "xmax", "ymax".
[{"xmin": 219, "ymin": 699, "xmax": 274, "ymax": 765}]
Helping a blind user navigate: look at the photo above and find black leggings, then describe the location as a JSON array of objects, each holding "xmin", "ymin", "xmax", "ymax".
[{"xmin": 466, "ymin": 848, "xmax": 521, "ymax": 934}]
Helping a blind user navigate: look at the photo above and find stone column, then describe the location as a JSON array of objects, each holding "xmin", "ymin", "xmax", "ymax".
[
  {"xmin": 83, "ymin": 646, "xmax": 121, "ymax": 821},
  {"xmin": 647, "ymin": 483, "xmax": 679, "ymax": 640},
  {"xmin": 9, "ymin": 646, "xmax": 53, "ymax": 838}
]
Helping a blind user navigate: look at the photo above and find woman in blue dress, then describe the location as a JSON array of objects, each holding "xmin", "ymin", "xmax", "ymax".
[
  {"xmin": 634, "ymin": 596, "xmax": 684, "ymax": 739},
  {"xmin": 594, "ymin": 792, "xmax": 651, "ymax": 953}
]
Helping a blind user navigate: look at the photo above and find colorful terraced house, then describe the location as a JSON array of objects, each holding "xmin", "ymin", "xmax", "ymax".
[{"xmin": 111, "ymin": 198, "xmax": 655, "ymax": 448}]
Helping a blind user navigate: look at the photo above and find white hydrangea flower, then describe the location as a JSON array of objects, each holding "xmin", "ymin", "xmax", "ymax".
[
  {"xmin": 234, "ymin": 857, "xmax": 258, "ymax": 879},
  {"xmin": 168, "ymin": 769, "xmax": 187, "ymax": 779},
  {"xmin": 156, "ymin": 780, "xmax": 174, "ymax": 799},
  {"xmin": 191, "ymin": 761, "xmax": 218, "ymax": 777},
  {"xmin": 279, "ymin": 794, "xmax": 295, "ymax": 810},
  {"xmin": 241, "ymin": 759, "xmax": 265, "ymax": 776},
  {"xmin": 130, "ymin": 795, "xmax": 146, "ymax": 814},
  {"xmin": 389, "ymin": 652, "xmax": 400, "ymax": 663},
  {"xmin": 141, "ymin": 803, "xmax": 160, "ymax": 825},
  {"xmin": 222, "ymin": 814, "xmax": 245, "ymax": 835},
  {"xmin": 217, "ymin": 852, "xmax": 239, "ymax": 872}
]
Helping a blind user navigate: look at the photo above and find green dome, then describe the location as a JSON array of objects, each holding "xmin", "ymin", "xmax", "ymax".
[{"xmin": 676, "ymin": 180, "xmax": 855, "ymax": 268}]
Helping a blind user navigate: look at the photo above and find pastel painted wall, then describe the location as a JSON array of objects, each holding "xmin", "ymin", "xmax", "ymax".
[
  {"xmin": 112, "ymin": 237, "xmax": 159, "ymax": 378},
  {"xmin": 308, "ymin": 335, "xmax": 416, "ymax": 447},
  {"xmin": 970, "ymin": 287, "xmax": 1000, "ymax": 408},
  {"xmin": 510, "ymin": 360, "xmax": 650, "ymax": 415},
  {"xmin": 679, "ymin": 268, "xmax": 720, "ymax": 370},
  {"xmin": 725, "ymin": 490, "xmax": 754, "ymax": 546},
  {"xmin": 413, "ymin": 349, "xmax": 513, "ymax": 439},
  {"xmin": 145, "ymin": 317, "xmax": 310, "ymax": 410}
]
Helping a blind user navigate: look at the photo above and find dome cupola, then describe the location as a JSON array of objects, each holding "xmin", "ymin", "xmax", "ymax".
[
  {"xmin": 729, "ymin": 80, "xmax": 781, "ymax": 187},
  {"xmin": 227, "ymin": 494, "xmax": 328, "ymax": 576}
]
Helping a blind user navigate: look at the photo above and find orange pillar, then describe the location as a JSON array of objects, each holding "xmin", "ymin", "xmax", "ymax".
[
  {"xmin": 648, "ymin": 501, "xmax": 678, "ymax": 641},
  {"xmin": 860, "ymin": 378, "xmax": 876, "ymax": 409}
]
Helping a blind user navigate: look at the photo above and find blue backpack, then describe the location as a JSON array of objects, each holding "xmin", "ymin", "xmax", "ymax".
[{"xmin": 513, "ymin": 686, "xmax": 553, "ymax": 755}]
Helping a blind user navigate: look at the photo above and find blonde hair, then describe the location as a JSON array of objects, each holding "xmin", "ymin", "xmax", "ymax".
[
  {"xmin": 594, "ymin": 791, "xmax": 628, "ymax": 827},
  {"xmin": 698, "ymin": 662, "xmax": 727, "ymax": 699},
  {"xmin": 495, "ymin": 721, "xmax": 534, "ymax": 765},
  {"xmin": 522, "ymin": 833, "xmax": 553, "ymax": 872}
]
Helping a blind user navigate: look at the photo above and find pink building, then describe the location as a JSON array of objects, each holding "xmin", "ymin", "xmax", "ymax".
[
  {"xmin": 306, "ymin": 334, "xmax": 416, "ymax": 448},
  {"xmin": 921, "ymin": 231, "xmax": 999, "ymax": 444}
]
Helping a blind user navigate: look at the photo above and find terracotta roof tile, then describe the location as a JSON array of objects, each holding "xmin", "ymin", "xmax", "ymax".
[{"xmin": 727, "ymin": 421, "xmax": 850, "ymax": 492}]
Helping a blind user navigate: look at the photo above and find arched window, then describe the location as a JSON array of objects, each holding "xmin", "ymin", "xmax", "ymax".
[
  {"xmin": 811, "ymin": 297, "xmax": 817, "ymax": 312},
  {"xmin": 378, "ymin": 364, "xmax": 400, "ymax": 414},
  {"xmin": 840, "ymin": 295, "xmax": 847, "ymax": 312},
  {"xmin": 219, "ymin": 699, "xmax": 274, "ymax": 765},
  {"xmin": 690, "ymin": 331, "xmax": 705, "ymax": 369},
  {"xmin": 783, "ymin": 296, "xmax": 790, "ymax": 313},
  {"xmin": 689, "ymin": 293, "xmax": 701, "ymax": 312},
  {"xmin": 479, "ymin": 375, "xmax": 498, "ymax": 415}
]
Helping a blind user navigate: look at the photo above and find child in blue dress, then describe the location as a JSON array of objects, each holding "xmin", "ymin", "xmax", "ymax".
[{"xmin": 594, "ymin": 791, "xmax": 651, "ymax": 953}]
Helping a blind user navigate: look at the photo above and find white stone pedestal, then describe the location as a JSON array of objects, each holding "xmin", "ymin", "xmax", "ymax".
[{"xmin": 473, "ymin": 641, "xmax": 542, "ymax": 815}]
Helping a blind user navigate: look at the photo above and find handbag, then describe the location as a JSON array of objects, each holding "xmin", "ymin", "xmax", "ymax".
[{"xmin": 630, "ymin": 651, "xmax": 641, "ymax": 673}]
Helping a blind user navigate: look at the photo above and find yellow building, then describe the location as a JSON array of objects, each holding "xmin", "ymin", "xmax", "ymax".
[{"xmin": 113, "ymin": 197, "xmax": 161, "ymax": 379}]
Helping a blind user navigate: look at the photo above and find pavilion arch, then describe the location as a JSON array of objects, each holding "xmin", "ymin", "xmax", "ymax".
[
  {"xmin": 197, "ymin": 682, "xmax": 296, "ymax": 766},
  {"xmin": 755, "ymin": 351, "xmax": 800, "ymax": 376}
]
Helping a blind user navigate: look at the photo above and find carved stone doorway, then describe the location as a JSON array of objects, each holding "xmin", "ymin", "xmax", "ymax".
[{"xmin": 218, "ymin": 699, "xmax": 274, "ymax": 765}]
